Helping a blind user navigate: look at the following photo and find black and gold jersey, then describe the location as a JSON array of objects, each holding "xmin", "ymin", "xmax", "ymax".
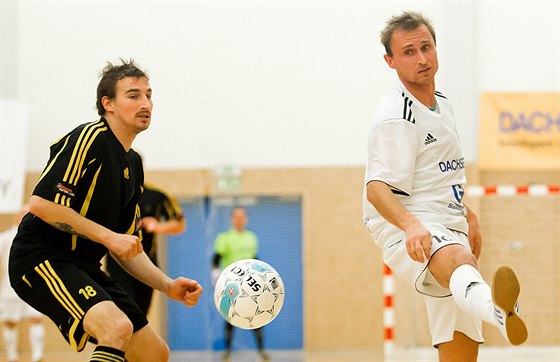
[
  {"xmin": 139, "ymin": 185, "xmax": 184, "ymax": 256},
  {"xmin": 141, "ymin": 185, "xmax": 183, "ymax": 224},
  {"xmin": 11, "ymin": 118, "xmax": 143, "ymax": 273}
]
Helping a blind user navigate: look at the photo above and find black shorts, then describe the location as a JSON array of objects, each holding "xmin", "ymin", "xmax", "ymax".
[
  {"xmin": 106, "ymin": 255, "xmax": 154, "ymax": 315},
  {"xmin": 10, "ymin": 258, "xmax": 148, "ymax": 352}
]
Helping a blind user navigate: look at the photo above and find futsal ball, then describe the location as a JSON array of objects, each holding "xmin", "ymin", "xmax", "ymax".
[{"xmin": 214, "ymin": 259, "xmax": 285, "ymax": 329}]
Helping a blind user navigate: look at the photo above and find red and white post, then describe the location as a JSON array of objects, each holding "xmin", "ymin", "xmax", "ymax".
[{"xmin": 383, "ymin": 264, "xmax": 394, "ymax": 356}]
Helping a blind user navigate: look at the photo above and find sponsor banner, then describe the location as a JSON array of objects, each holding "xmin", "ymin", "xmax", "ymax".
[
  {"xmin": 1, "ymin": 100, "xmax": 30, "ymax": 213},
  {"xmin": 478, "ymin": 93, "xmax": 560, "ymax": 170}
]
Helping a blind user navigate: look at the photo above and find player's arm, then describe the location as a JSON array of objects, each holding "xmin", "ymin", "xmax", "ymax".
[
  {"xmin": 366, "ymin": 181, "xmax": 432, "ymax": 263},
  {"xmin": 142, "ymin": 215, "xmax": 185, "ymax": 234},
  {"xmin": 113, "ymin": 252, "xmax": 203, "ymax": 307},
  {"xmin": 464, "ymin": 203, "xmax": 482, "ymax": 259},
  {"xmin": 28, "ymin": 195, "xmax": 142, "ymax": 260},
  {"xmin": 142, "ymin": 191, "xmax": 186, "ymax": 234},
  {"xmin": 365, "ymin": 119, "xmax": 431, "ymax": 262}
]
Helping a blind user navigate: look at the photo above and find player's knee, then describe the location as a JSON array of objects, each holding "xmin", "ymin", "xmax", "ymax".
[
  {"xmin": 110, "ymin": 316, "xmax": 134, "ymax": 345},
  {"xmin": 85, "ymin": 301, "xmax": 134, "ymax": 347},
  {"xmin": 430, "ymin": 246, "xmax": 478, "ymax": 287},
  {"xmin": 147, "ymin": 338, "xmax": 169, "ymax": 362},
  {"xmin": 158, "ymin": 340, "xmax": 170, "ymax": 361},
  {"xmin": 452, "ymin": 251, "xmax": 478, "ymax": 270},
  {"xmin": 436, "ymin": 245, "xmax": 478, "ymax": 270}
]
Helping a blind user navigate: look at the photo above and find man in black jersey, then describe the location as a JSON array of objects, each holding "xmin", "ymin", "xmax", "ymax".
[
  {"xmin": 106, "ymin": 183, "xmax": 186, "ymax": 315},
  {"xmin": 8, "ymin": 59, "xmax": 203, "ymax": 362}
]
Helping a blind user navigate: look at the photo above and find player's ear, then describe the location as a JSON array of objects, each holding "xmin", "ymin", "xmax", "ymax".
[
  {"xmin": 101, "ymin": 96, "xmax": 113, "ymax": 113},
  {"xmin": 383, "ymin": 54, "xmax": 396, "ymax": 69}
]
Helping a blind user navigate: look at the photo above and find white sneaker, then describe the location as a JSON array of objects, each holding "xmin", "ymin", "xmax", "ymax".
[{"xmin": 492, "ymin": 266, "xmax": 528, "ymax": 345}]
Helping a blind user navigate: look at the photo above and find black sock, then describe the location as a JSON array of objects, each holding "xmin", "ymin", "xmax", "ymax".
[{"xmin": 90, "ymin": 345, "xmax": 125, "ymax": 362}]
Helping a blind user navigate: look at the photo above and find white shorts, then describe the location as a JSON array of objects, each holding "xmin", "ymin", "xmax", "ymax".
[
  {"xmin": 0, "ymin": 297, "xmax": 43, "ymax": 322},
  {"xmin": 366, "ymin": 221, "xmax": 483, "ymax": 346},
  {"xmin": 423, "ymin": 293, "xmax": 483, "ymax": 346}
]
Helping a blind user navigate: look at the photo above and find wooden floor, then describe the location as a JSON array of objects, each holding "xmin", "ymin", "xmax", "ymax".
[
  {"xmin": 169, "ymin": 346, "xmax": 560, "ymax": 361},
  {"xmin": 5, "ymin": 345, "xmax": 558, "ymax": 362}
]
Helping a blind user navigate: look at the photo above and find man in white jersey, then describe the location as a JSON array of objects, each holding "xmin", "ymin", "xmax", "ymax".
[
  {"xmin": 363, "ymin": 11, "xmax": 527, "ymax": 361},
  {"xmin": 1, "ymin": 205, "xmax": 45, "ymax": 362}
]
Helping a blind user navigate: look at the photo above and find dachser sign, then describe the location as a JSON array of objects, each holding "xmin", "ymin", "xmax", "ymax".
[{"xmin": 478, "ymin": 93, "xmax": 560, "ymax": 170}]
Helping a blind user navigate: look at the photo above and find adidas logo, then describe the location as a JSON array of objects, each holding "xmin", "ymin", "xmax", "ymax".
[
  {"xmin": 494, "ymin": 307, "xmax": 505, "ymax": 326},
  {"xmin": 465, "ymin": 281, "xmax": 481, "ymax": 297},
  {"xmin": 424, "ymin": 133, "xmax": 437, "ymax": 145}
]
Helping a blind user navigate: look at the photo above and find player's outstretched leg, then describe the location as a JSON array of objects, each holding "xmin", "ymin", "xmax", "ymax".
[
  {"xmin": 492, "ymin": 266, "xmax": 528, "ymax": 345},
  {"xmin": 448, "ymin": 260, "xmax": 528, "ymax": 345}
]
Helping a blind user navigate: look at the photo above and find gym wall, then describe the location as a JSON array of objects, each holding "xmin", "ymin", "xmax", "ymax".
[{"xmin": 2, "ymin": 165, "xmax": 557, "ymax": 354}]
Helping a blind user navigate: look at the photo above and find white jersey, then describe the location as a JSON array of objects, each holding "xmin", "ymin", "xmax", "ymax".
[
  {"xmin": 1, "ymin": 226, "xmax": 19, "ymax": 301},
  {"xmin": 363, "ymin": 80, "xmax": 468, "ymax": 240}
]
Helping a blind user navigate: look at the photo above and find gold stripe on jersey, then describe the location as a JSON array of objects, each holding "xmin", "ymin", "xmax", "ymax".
[
  {"xmin": 22, "ymin": 275, "xmax": 32, "ymax": 288},
  {"xmin": 49, "ymin": 134, "xmax": 65, "ymax": 147},
  {"xmin": 80, "ymin": 158, "xmax": 97, "ymax": 179},
  {"xmin": 72, "ymin": 164, "xmax": 103, "ymax": 251},
  {"xmin": 164, "ymin": 192, "xmax": 182, "ymax": 217},
  {"xmin": 53, "ymin": 193, "xmax": 71, "ymax": 207},
  {"xmin": 69, "ymin": 124, "xmax": 107, "ymax": 185},
  {"xmin": 164, "ymin": 198, "xmax": 182, "ymax": 218},
  {"xmin": 163, "ymin": 201, "xmax": 173, "ymax": 216},
  {"xmin": 71, "ymin": 234, "xmax": 78, "ymax": 252},
  {"xmin": 37, "ymin": 136, "xmax": 70, "ymax": 184},
  {"xmin": 126, "ymin": 204, "xmax": 141, "ymax": 235},
  {"xmin": 144, "ymin": 184, "xmax": 183, "ymax": 218},
  {"xmin": 66, "ymin": 121, "xmax": 107, "ymax": 185},
  {"xmin": 35, "ymin": 260, "xmax": 85, "ymax": 320},
  {"xmin": 62, "ymin": 121, "xmax": 99, "ymax": 183},
  {"xmin": 137, "ymin": 205, "xmax": 143, "ymax": 241}
]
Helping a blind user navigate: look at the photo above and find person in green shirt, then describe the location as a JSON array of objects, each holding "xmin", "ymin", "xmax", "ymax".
[{"xmin": 211, "ymin": 207, "xmax": 268, "ymax": 361}]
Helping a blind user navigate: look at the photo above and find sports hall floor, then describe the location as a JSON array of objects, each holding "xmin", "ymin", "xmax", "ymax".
[
  {"xmin": 14, "ymin": 345, "xmax": 557, "ymax": 361},
  {"xmin": 169, "ymin": 346, "xmax": 559, "ymax": 361}
]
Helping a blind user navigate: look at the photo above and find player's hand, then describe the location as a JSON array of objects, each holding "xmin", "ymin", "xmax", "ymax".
[
  {"xmin": 466, "ymin": 209, "xmax": 482, "ymax": 259},
  {"xmin": 167, "ymin": 277, "xmax": 203, "ymax": 307},
  {"xmin": 211, "ymin": 268, "xmax": 222, "ymax": 287},
  {"xmin": 107, "ymin": 233, "xmax": 143, "ymax": 261},
  {"xmin": 405, "ymin": 222, "xmax": 432, "ymax": 263},
  {"xmin": 141, "ymin": 216, "xmax": 159, "ymax": 232}
]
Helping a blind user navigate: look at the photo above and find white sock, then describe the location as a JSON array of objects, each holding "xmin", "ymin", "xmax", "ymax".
[
  {"xmin": 29, "ymin": 323, "xmax": 45, "ymax": 362},
  {"xmin": 449, "ymin": 264, "xmax": 497, "ymax": 327},
  {"xmin": 2, "ymin": 326, "xmax": 19, "ymax": 361}
]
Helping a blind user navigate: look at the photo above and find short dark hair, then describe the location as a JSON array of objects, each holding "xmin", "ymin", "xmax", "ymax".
[
  {"xmin": 96, "ymin": 59, "xmax": 149, "ymax": 116},
  {"xmin": 380, "ymin": 11, "xmax": 436, "ymax": 57}
]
